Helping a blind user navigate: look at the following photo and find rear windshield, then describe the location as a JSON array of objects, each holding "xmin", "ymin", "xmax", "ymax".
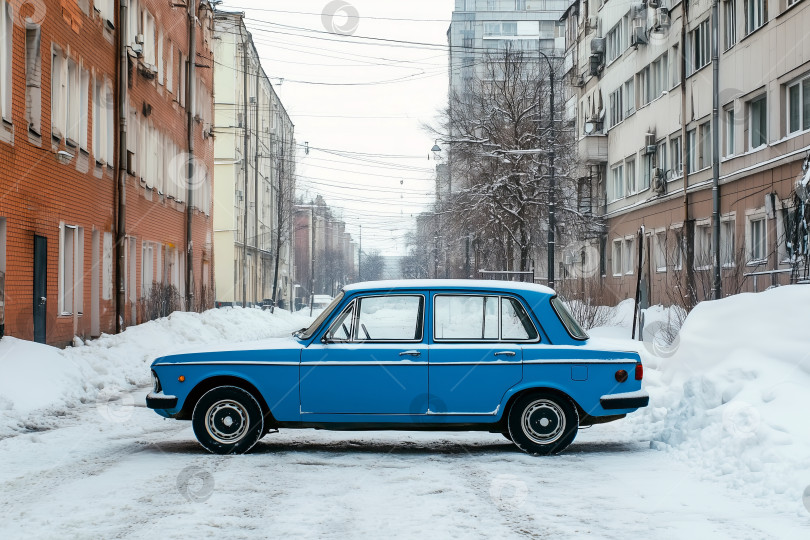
[{"xmin": 550, "ymin": 296, "xmax": 589, "ymax": 340}]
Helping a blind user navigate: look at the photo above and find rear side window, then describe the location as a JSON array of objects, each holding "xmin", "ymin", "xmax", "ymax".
[
  {"xmin": 433, "ymin": 295, "xmax": 539, "ymax": 341},
  {"xmin": 355, "ymin": 295, "xmax": 424, "ymax": 341},
  {"xmin": 550, "ymin": 296, "xmax": 589, "ymax": 340}
]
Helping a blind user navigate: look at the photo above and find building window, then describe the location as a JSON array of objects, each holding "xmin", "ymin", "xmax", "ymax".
[
  {"xmin": 644, "ymin": 53, "xmax": 668, "ymax": 103},
  {"xmin": 0, "ymin": 218, "xmax": 5, "ymax": 328},
  {"xmin": 142, "ymin": 242, "xmax": 155, "ymax": 295},
  {"xmin": 128, "ymin": 0, "xmax": 140, "ymax": 48},
  {"xmin": 157, "ymin": 28, "xmax": 164, "ymax": 84},
  {"xmin": 699, "ymin": 122, "xmax": 712, "ymax": 169},
  {"xmin": 787, "ymin": 75, "xmax": 810, "ymax": 134},
  {"xmin": 654, "ymin": 231, "xmax": 667, "ymax": 272},
  {"xmin": 25, "ymin": 26, "xmax": 42, "ymax": 135},
  {"xmin": 695, "ymin": 223, "xmax": 712, "ymax": 269},
  {"xmin": 749, "ymin": 95, "xmax": 767, "ymax": 148},
  {"xmin": 609, "ymin": 86, "xmax": 624, "ymax": 127},
  {"xmin": 102, "ymin": 232, "xmax": 113, "ymax": 300},
  {"xmin": 725, "ymin": 106, "xmax": 735, "ymax": 156},
  {"xmin": 612, "ymin": 239, "xmax": 623, "ymax": 276},
  {"xmin": 721, "ymin": 218, "xmax": 736, "ymax": 267},
  {"xmin": 606, "ymin": 21, "xmax": 626, "ymax": 63},
  {"xmin": 96, "ymin": 0, "xmax": 114, "ymax": 25},
  {"xmin": 0, "ymin": 0, "xmax": 11, "ymax": 123},
  {"xmin": 671, "ymin": 227, "xmax": 684, "ymax": 270},
  {"xmin": 687, "ymin": 128, "xmax": 697, "ymax": 173},
  {"xmin": 624, "ymin": 78, "xmax": 635, "ymax": 117},
  {"xmin": 179, "ymin": 51, "xmax": 186, "ymax": 107},
  {"xmin": 610, "ymin": 163, "xmax": 625, "ymax": 201},
  {"xmin": 167, "ymin": 41, "xmax": 174, "ymax": 93},
  {"xmin": 656, "ymin": 140, "xmax": 668, "ymax": 174},
  {"xmin": 744, "ymin": 0, "xmax": 766, "ymax": 35},
  {"xmin": 626, "ymin": 158, "xmax": 636, "ymax": 194},
  {"xmin": 748, "ymin": 216, "xmax": 767, "ymax": 262},
  {"xmin": 142, "ymin": 10, "xmax": 156, "ymax": 67},
  {"xmin": 670, "ymin": 136, "xmax": 682, "ymax": 177},
  {"xmin": 724, "ymin": 0, "xmax": 737, "ymax": 50},
  {"xmin": 641, "ymin": 153, "xmax": 652, "ymax": 191},
  {"xmin": 687, "ymin": 19, "xmax": 710, "ymax": 75},
  {"xmin": 623, "ymin": 237, "xmax": 635, "ymax": 275},
  {"xmin": 60, "ymin": 224, "xmax": 85, "ymax": 316},
  {"xmin": 79, "ymin": 69, "xmax": 89, "ymax": 150}
]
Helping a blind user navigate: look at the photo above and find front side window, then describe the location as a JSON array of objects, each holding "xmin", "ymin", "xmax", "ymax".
[
  {"xmin": 300, "ymin": 291, "xmax": 345, "ymax": 339},
  {"xmin": 355, "ymin": 295, "xmax": 423, "ymax": 341}
]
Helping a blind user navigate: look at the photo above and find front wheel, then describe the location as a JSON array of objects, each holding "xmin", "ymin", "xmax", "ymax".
[
  {"xmin": 192, "ymin": 386, "xmax": 264, "ymax": 455},
  {"xmin": 507, "ymin": 392, "xmax": 578, "ymax": 456}
]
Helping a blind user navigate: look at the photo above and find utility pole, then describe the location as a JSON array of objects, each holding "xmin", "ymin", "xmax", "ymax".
[
  {"xmin": 241, "ymin": 33, "xmax": 249, "ymax": 308},
  {"xmin": 309, "ymin": 208, "xmax": 316, "ymax": 316},
  {"xmin": 271, "ymin": 131, "xmax": 284, "ymax": 309},
  {"xmin": 185, "ymin": 1, "xmax": 197, "ymax": 312},
  {"xmin": 115, "ymin": 0, "xmax": 128, "ymax": 333},
  {"xmin": 358, "ymin": 224, "xmax": 362, "ymax": 280},
  {"xmin": 711, "ymin": 0, "xmax": 722, "ymax": 300}
]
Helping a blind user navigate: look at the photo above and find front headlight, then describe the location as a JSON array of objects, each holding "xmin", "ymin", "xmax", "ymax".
[{"xmin": 151, "ymin": 370, "xmax": 162, "ymax": 393}]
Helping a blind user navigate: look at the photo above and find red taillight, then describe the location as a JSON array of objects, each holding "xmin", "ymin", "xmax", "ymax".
[{"xmin": 635, "ymin": 363, "xmax": 643, "ymax": 381}]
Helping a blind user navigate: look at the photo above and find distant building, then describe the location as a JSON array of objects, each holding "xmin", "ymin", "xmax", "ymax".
[
  {"xmin": 0, "ymin": 0, "xmax": 215, "ymax": 345},
  {"xmin": 213, "ymin": 12, "xmax": 296, "ymax": 308}
]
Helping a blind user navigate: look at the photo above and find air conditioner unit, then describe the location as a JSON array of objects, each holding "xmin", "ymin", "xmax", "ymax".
[
  {"xmin": 589, "ymin": 53, "xmax": 604, "ymax": 77},
  {"xmin": 645, "ymin": 133, "xmax": 656, "ymax": 147},
  {"xmin": 631, "ymin": 25, "xmax": 648, "ymax": 47},
  {"xmin": 647, "ymin": 0, "xmax": 659, "ymax": 8},
  {"xmin": 130, "ymin": 43, "xmax": 143, "ymax": 56},
  {"xmin": 571, "ymin": 74, "xmax": 585, "ymax": 87},
  {"xmin": 655, "ymin": 7, "xmax": 671, "ymax": 30},
  {"xmin": 135, "ymin": 33, "xmax": 144, "ymax": 45},
  {"xmin": 630, "ymin": 3, "xmax": 645, "ymax": 18},
  {"xmin": 653, "ymin": 170, "xmax": 666, "ymax": 194},
  {"xmin": 590, "ymin": 37, "xmax": 606, "ymax": 54},
  {"xmin": 587, "ymin": 17, "xmax": 599, "ymax": 32}
]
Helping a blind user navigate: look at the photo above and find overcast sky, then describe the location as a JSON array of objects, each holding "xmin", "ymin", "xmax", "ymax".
[{"xmin": 219, "ymin": 0, "xmax": 457, "ymax": 255}]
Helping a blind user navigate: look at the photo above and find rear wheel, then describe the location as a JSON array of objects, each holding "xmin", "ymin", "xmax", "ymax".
[
  {"xmin": 192, "ymin": 386, "xmax": 264, "ymax": 455},
  {"xmin": 507, "ymin": 392, "xmax": 578, "ymax": 456}
]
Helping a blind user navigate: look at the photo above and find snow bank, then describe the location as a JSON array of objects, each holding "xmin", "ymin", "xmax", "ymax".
[
  {"xmin": 0, "ymin": 307, "xmax": 312, "ymax": 438},
  {"xmin": 602, "ymin": 286, "xmax": 810, "ymax": 515}
]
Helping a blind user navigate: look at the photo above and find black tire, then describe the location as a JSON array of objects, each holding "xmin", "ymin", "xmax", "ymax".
[
  {"xmin": 507, "ymin": 392, "xmax": 579, "ymax": 456},
  {"xmin": 501, "ymin": 431, "xmax": 513, "ymax": 442},
  {"xmin": 192, "ymin": 386, "xmax": 264, "ymax": 455}
]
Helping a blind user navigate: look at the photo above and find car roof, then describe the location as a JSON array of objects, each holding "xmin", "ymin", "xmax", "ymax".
[{"xmin": 342, "ymin": 279, "xmax": 555, "ymax": 296}]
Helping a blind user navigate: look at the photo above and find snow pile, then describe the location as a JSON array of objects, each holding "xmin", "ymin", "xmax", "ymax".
[
  {"xmin": 608, "ymin": 286, "xmax": 810, "ymax": 514},
  {"xmin": 0, "ymin": 307, "xmax": 312, "ymax": 437}
]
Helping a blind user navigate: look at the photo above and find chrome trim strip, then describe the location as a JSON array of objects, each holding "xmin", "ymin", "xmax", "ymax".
[
  {"xmin": 153, "ymin": 361, "xmax": 300, "ymax": 367},
  {"xmin": 428, "ymin": 360, "xmax": 519, "ymax": 365},
  {"xmin": 301, "ymin": 361, "xmax": 429, "ymax": 366},
  {"xmin": 523, "ymin": 359, "xmax": 635, "ymax": 364}
]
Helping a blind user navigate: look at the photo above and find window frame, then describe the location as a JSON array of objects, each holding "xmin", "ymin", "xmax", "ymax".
[
  {"xmin": 432, "ymin": 293, "xmax": 540, "ymax": 343},
  {"xmin": 747, "ymin": 214, "xmax": 768, "ymax": 264},
  {"xmin": 612, "ymin": 238, "xmax": 623, "ymax": 277},
  {"xmin": 787, "ymin": 74, "xmax": 810, "ymax": 135},
  {"xmin": 748, "ymin": 94, "xmax": 767, "ymax": 149}
]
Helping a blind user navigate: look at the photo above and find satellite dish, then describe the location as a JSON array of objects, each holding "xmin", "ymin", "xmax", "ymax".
[{"xmin": 584, "ymin": 121, "xmax": 596, "ymax": 134}]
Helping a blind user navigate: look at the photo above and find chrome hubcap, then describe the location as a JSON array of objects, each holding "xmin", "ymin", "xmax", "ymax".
[
  {"xmin": 205, "ymin": 400, "xmax": 249, "ymax": 445},
  {"xmin": 521, "ymin": 399, "xmax": 565, "ymax": 444}
]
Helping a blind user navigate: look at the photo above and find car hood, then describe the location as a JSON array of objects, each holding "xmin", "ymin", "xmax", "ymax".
[{"xmin": 151, "ymin": 336, "xmax": 304, "ymax": 366}]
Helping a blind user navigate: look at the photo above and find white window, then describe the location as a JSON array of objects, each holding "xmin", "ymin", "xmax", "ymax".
[
  {"xmin": 654, "ymin": 231, "xmax": 667, "ymax": 272},
  {"xmin": 640, "ymin": 153, "xmax": 652, "ymax": 191},
  {"xmin": 25, "ymin": 26, "xmax": 42, "ymax": 134},
  {"xmin": 609, "ymin": 86, "xmax": 624, "ymax": 127},
  {"xmin": 179, "ymin": 51, "xmax": 186, "ymax": 107},
  {"xmin": 725, "ymin": 107, "xmax": 736, "ymax": 156},
  {"xmin": 157, "ymin": 28, "xmax": 164, "ymax": 84},
  {"xmin": 623, "ymin": 78, "xmax": 635, "ymax": 117},
  {"xmin": 748, "ymin": 216, "xmax": 767, "ymax": 262},
  {"xmin": 724, "ymin": 0, "xmax": 737, "ymax": 50},
  {"xmin": 626, "ymin": 158, "xmax": 636, "ymax": 194},
  {"xmin": 744, "ymin": 0, "xmax": 766, "ymax": 35},
  {"xmin": 51, "ymin": 50, "xmax": 66, "ymax": 138},
  {"xmin": 102, "ymin": 232, "xmax": 113, "ymax": 300},
  {"xmin": 687, "ymin": 19, "xmax": 710, "ymax": 75},
  {"xmin": 96, "ymin": 0, "xmax": 114, "ymax": 25},
  {"xmin": 128, "ymin": 0, "xmax": 140, "ymax": 48},
  {"xmin": 606, "ymin": 22, "xmax": 623, "ymax": 63},
  {"xmin": 623, "ymin": 237, "xmax": 635, "ymax": 275},
  {"xmin": 670, "ymin": 136, "xmax": 682, "ymax": 177},
  {"xmin": 721, "ymin": 218, "xmax": 736, "ymax": 267},
  {"xmin": 645, "ymin": 53, "xmax": 668, "ymax": 103},
  {"xmin": 695, "ymin": 223, "xmax": 712, "ymax": 269},
  {"xmin": 699, "ymin": 122, "xmax": 712, "ymax": 169},
  {"xmin": 610, "ymin": 163, "xmax": 625, "ymax": 201},
  {"xmin": 687, "ymin": 128, "xmax": 697, "ymax": 173},
  {"xmin": 167, "ymin": 41, "xmax": 174, "ymax": 93},
  {"xmin": 142, "ymin": 10, "xmax": 155, "ymax": 67},
  {"xmin": 671, "ymin": 226, "xmax": 684, "ymax": 270},
  {"xmin": 749, "ymin": 95, "xmax": 767, "ymax": 148},
  {"xmin": 656, "ymin": 140, "xmax": 668, "ymax": 175},
  {"xmin": 59, "ymin": 224, "xmax": 85, "ymax": 315},
  {"xmin": 79, "ymin": 69, "xmax": 89, "ymax": 150},
  {"xmin": 612, "ymin": 239, "xmax": 623, "ymax": 276},
  {"xmin": 787, "ymin": 75, "xmax": 810, "ymax": 135},
  {"xmin": 0, "ymin": 0, "xmax": 11, "ymax": 123},
  {"xmin": 65, "ymin": 59, "xmax": 80, "ymax": 143},
  {"xmin": 142, "ymin": 242, "xmax": 155, "ymax": 295}
]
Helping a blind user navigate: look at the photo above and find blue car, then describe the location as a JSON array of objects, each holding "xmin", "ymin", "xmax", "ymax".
[{"xmin": 147, "ymin": 280, "xmax": 648, "ymax": 455}]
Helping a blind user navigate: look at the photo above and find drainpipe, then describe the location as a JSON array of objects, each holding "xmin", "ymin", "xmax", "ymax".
[
  {"xmin": 711, "ymin": 0, "xmax": 721, "ymax": 299},
  {"xmin": 253, "ymin": 65, "xmax": 260, "ymax": 304},
  {"xmin": 185, "ymin": 1, "xmax": 197, "ymax": 311},
  {"xmin": 115, "ymin": 0, "xmax": 128, "ymax": 333},
  {"xmin": 681, "ymin": 1, "xmax": 695, "ymax": 303},
  {"xmin": 240, "ymin": 25, "xmax": 250, "ymax": 308}
]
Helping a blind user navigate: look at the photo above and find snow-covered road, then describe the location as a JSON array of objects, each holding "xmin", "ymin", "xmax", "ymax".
[{"xmin": 1, "ymin": 387, "xmax": 806, "ymax": 539}]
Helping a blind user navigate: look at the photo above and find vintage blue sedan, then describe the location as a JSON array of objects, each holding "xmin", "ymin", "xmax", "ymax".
[{"xmin": 147, "ymin": 280, "xmax": 648, "ymax": 455}]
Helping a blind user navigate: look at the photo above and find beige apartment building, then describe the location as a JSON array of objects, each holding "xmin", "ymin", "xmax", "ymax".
[{"xmin": 561, "ymin": 0, "xmax": 810, "ymax": 307}]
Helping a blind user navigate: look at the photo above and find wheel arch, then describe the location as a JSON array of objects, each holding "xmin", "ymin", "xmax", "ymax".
[
  {"xmin": 176, "ymin": 375, "xmax": 275, "ymax": 425},
  {"xmin": 500, "ymin": 385, "xmax": 584, "ymax": 426}
]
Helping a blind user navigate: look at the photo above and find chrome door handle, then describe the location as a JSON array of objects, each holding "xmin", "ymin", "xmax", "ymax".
[
  {"xmin": 399, "ymin": 350, "xmax": 421, "ymax": 357},
  {"xmin": 494, "ymin": 351, "xmax": 516, "ymax": 357}
]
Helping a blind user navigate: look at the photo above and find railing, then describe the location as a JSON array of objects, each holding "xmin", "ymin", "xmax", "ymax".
[{"xmin": 743, "ymin": 268, "xmax": 803, "ymax": 292}]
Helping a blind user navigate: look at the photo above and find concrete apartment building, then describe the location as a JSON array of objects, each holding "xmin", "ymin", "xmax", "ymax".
[
  {"xmin": 561, "ymin": 0, "xmax": 810, "ymax": 306},
  {"xmin": 0, "ymin": 0, "xmax": 214, "ymax": 345},
  {"xmin": 212, "ymin": 12, "xmax": 296, "ymax": 309}
]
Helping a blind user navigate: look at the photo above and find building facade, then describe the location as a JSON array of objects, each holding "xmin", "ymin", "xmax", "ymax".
[
  {"xmin": 0, "ymin": 0, "xmax": 214, "ymax": 345},
  {"xmin": 213, "ymin": 12, "xmax": 296, "ymax": 309},
  {"xmin": 561, "ymin": 0, "xmax": 810, "ymax": 307}
]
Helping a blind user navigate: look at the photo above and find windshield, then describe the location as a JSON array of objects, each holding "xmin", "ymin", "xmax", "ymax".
[
  {"xmin": 550, "ymin": 296, "xmax": 589, "ymax": 340},
  {"xmin": 297, "ymin": 291, "xmax": 345, "ymax": 340}
]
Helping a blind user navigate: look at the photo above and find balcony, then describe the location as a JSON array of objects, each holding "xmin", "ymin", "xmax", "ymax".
[{"xmin": 579, "ymin": 134, "xmax": 607, "ymax": 164}]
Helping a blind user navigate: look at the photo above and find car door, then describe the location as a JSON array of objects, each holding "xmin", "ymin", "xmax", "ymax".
[
  {"xmin": 300, "ymin": 293, "xmax": 428, "ymax": 415},
  {"xmin": 429, "ymin": 293, "xmax": 538, "ymax": 415}
]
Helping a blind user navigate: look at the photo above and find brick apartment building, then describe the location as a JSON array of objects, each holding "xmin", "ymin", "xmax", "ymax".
[
  {"xmin": 560, "ymin": 0, "xmax": 810, "ymax": 307},
  {"xmin": 0, "ymin": 0, "xmax": 214, "ymax": 345}
]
